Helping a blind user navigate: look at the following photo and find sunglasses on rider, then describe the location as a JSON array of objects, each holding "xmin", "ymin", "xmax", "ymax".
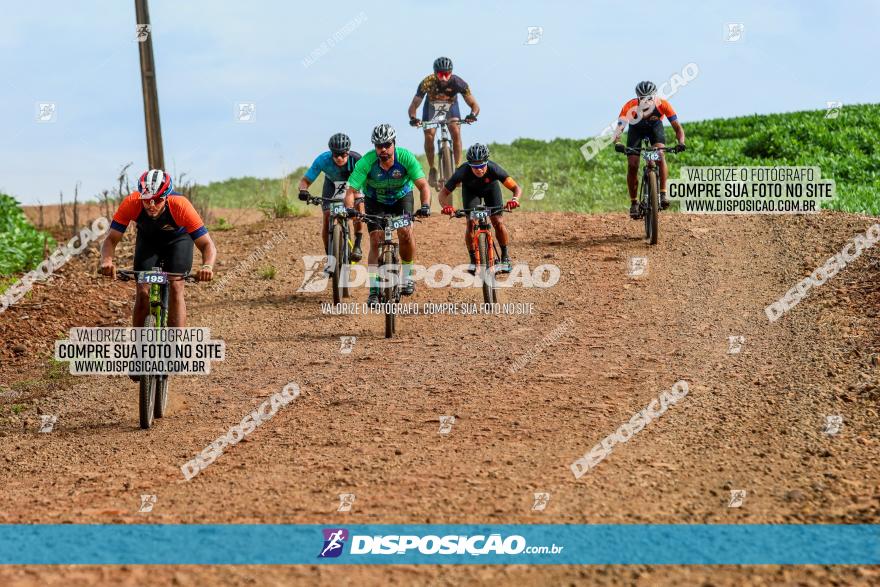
[
  {"xmin": 467, "ymin": 161, "xmax": 488, "ymax": 168},
  {"xmin": 436, "ymin": 71, "xmax": 452, "ymax": 80},
  {"xmin": 375, "ymin": 142, "xmax": 394, "ymax": 150},
  {"xmin": 142, "ymin": 194, "xmax": 167, "ymax": 204},
  {"xmin": 331, "ymin": 150, "xmax": 348, "ymax": 158}
]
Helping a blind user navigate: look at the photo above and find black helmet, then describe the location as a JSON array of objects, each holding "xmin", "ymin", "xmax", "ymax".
[
  {"xmin": 466, "ymin": 143, "xmax": 490, "ymax": 165},
  {"xmin": 328, "ymin": 133, "xmax": 351, "ymax": 153},
  {"xmin": 371, "ymin": 123, "xmax": 396, "ymax": 144},
  {"xmin": 433, "ymin": 56, "xmax": 453, "ymax": 73},
  {"xmin": 635, "ymin": 81, "xmax": 657, "ymax": 97}
]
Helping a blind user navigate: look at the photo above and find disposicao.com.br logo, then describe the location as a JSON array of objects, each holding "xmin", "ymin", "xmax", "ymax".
[{"xmin": 318, "ymin": 528, "xmax": 563, "ymax": 559}]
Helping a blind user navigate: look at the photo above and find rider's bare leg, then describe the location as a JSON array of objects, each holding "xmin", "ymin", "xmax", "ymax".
[
  {"xmin": 449, "ymin": 120, "xmax": 463, "ymax": 166},
  {"xmin": 424, "ymin": 128, "xmax": 436, "ymax": 170},
  {"xmin": 626, "ymin": 155, "xmax": 640, "ymax": 202},
  {"xmin": 654, "ymin": 142, "xmax": 668, "ymax": 191},
  {"xmin": 133, "ymin": 284, "xmax": 150, "ymax": 327},
  {"xmin": 321, "ymin": 210, "xmax": 330, "ymax": 251},
  {"xmin": 167, "ymin": 280, "xmax": 186, "ymax": 327}
]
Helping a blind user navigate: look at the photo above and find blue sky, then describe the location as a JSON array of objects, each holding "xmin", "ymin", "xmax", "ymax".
[{"xmin": 2, "ymin": 0, "xmax": 877, "ymax": 205}]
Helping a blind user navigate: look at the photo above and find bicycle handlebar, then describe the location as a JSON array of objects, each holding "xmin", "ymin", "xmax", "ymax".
[
  {"xmin": 114, "ymin": 269, "xmax": 198, "ymax": 283},
  {"xmin": 357, "ymin": 212, "xmax": 423, "ymax": 226},
  {"xmin": 306, "ymin": 195, "xmax": 364, "ymax": 206},
  {"xmin": 416, "ymin": 118, "xmax": 473, "ymax": 130},
  {"xmin": 615, "ymin": 144, "xmax": 685, "ymax": 156},
  {"xmin": 451, "ymin": 205, "xmax": 510, "ymax": 219}
]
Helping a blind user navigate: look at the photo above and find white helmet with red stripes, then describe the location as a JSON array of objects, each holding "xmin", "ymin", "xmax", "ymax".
[{"xmin": 138, "ymin": 169, "xmax": 173, "ymax": 198}]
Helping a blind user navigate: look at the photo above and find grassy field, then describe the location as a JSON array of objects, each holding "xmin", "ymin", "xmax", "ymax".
[{"xmin": 196, "ymin": 103, "xmax": 879, "ymax": 216}]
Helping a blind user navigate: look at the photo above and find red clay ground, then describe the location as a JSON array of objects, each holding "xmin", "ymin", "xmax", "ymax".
[{"xmin": 1, "ymin": 209, "xmax": 878, "ymax": 586}]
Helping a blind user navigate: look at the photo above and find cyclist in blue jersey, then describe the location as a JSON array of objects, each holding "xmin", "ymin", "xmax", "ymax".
[{"xmin": 298, "ymin": 133, "xmax": 365, "ymax": 262}]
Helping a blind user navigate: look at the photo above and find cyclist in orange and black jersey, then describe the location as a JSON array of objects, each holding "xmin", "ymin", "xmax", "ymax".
[{"xmin": 612, "ymin": 81, "xmax": 686, "ymax": 218}]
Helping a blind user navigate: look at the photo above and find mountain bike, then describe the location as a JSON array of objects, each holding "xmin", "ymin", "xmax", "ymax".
[
  {"xmin": 357, "ymin": 212, "xmax": 418, "ymax": 338},
  {"xmin": 452, "ymin": 205, "xmax": 512, "ymax": 304},
  {"xmin": 417, "ymin": 103, "xmax": 473, "ymax": 188},
  {"xmin": 306, "ymin": 192, "xmax": 363, "ymax": 304},
  {"xmin": 117, "ymin": 268, "xmax": 196, "ymax": 429},
  {"xmin": 615, "ymin": 140, "xmax": 684, "ymax": 245}
]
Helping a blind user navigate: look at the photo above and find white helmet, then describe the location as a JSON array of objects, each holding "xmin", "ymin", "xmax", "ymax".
[{"xmin": 138, "ymin": 169, "xmax": 173, "ymax": 198}]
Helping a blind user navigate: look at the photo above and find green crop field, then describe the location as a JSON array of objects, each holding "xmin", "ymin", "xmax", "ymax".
[
  {"xmin": 0, "ymin": 193, "xmax": 55, "ymax": 278},
  {"xmin": 196, "ymin": 104, "xmax": 879, "ymax": 216}
]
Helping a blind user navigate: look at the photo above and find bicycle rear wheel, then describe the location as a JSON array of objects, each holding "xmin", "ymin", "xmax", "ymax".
[
  {"xmin": 646, "ymin": 169, "xmax": 659, "ymax": 245},
  {"xmin": 139, "ymin": 314, "xmax": 157, "ymax": 429},
  {"xmin": 478, "ymin": 232, "xmax": 495, "ymax": 304},
  {"xmin": 331, "ymin": 222, "xmax": 344, "ymax": 305}
]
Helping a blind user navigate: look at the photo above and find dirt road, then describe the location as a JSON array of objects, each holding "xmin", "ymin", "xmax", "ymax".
[{"xmin": 1, "ymin": 209, "xmax": 878, "ymax": 585}]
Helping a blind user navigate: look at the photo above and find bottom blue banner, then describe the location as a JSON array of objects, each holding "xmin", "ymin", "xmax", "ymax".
[{"xmin": 0, "ymin": 524, "xmax": 876, "ymax": 565}]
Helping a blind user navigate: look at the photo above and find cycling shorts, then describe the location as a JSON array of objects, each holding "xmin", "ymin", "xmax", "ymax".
[
  {"xmin": 627, "ymin": 121, "xmax": 667, "ymax": 149},
  {"xmin": 134, "ymin": 232, "xmax": 194, "ymax": 275},
  {"xmin": 363, "ymin": 193, "xmax": 414, "ymax": 233}
]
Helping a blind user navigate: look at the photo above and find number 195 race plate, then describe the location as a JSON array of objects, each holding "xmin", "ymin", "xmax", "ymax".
[{"xmin": 138, "ymin": 271, "xmax": 168, "ymax": 285}]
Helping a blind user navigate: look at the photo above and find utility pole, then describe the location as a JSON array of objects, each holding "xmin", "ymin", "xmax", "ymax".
[{"xmin": 135, "ymin": 0, "xmax": 165, "ymax": 170}]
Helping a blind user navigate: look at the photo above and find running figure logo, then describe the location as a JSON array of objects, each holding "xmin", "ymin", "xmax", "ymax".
[
  {"xmin": 318, "ymin": 528, "xmax": 349, "ymax": 558},
  {"xmin": 532, "ymin": 492, "xmax": 551, "ymax": 511},
  {"xmin": 530, "ymin": 182, "xmax": 548, "ymax": 201},
  {"xmin": 823, "ymin": 415, "xmax": 843, "ymax": 435},
  {"xmin": 728, "ymin": 489, "xmax": 746, "ymax": 508},
  {"xmin": 628, "ymin": 257, "xmax": 648, "ymax": 278},
  {"xmin": 727, "ymin": 335, "xmax": 745, "ymax": 355},
  {"xmin": 138, "ymin": 494, "xmax": 157, "ymax": 513}
]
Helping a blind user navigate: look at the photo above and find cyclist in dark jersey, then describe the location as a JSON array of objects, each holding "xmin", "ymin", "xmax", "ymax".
[
  {"xmin": 99, "ymin": 169, "xmax": 216, "ymax": 329},
  {"xmin": 612, "ymin": 81, "xmax": 686, "ymax": 218},
  {"xmin": 439, "ymin": 143, "xmax": 521, "ymax": 273},
  {"xmin": 407, "ymin": 57, "xmax": 480, "ymax": 186},
  {"xmin": 298, "ymin": 133, "xmax": 365, "ymax": 262}
]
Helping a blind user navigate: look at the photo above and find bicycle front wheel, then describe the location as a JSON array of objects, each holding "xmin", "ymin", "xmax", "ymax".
[
  {"xmin": 381, "ymin": 248, "xmax": 396, "ymax": 338},
  {"xmin": 646, "ymin": 169, "xmax": 659, "ymax": 245},
  {"xmin": 331, "ymin": 222, "xmax": 344, "ymax": 305},
  {"xmin": 478, "ymin": 232, "xmax": 495, "ymax": 304},
  {"xmin": 439, "ymin": 142, "xmax": 454, "ymax": 187},
  {"xmin": 139, "ymin": 314, "xmax": 157, "ymax": 429}
]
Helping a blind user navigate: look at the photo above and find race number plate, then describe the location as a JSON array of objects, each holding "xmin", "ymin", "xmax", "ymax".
[
  {"xmin": 330, "ymin": 201, "xmax": 346, "ymax": 216},
  {"xmin": 469, "ymin": 210, "xmax": 490, "ymax": 221},
  {"xmin": 430, "ymin": 101, "xmax": 452, "ymax": 122},
  {"xmin": 388, "ymin": 215, "xmax": 411, "ymax": 230},
  {"xmin": 138, "ymin": 271, "xmax": 168, "ymax": 285},
  {"xmin": 332, "ymin": 181, "xmax": 347, "ymax": 199},
  {"xmin": 644, "ymin": 151, "xmax": 661, "ymax": 161}
]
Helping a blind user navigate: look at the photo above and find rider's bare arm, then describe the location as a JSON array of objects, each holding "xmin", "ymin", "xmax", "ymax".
[
  {"xmin": 463, "ymin": 93, "xmax": 479, "ymax": 117},
  {"xmin": 194, "ymin": 233, "xmax": 217, "ymax": 282},
  {"xmin": 612, "ymin": 120, "xmax": 626, "ymax": 143},
  {"xmin": 298, "ymin": 177, "xmax": 312, "ymax": 191},
  {"xmin": 503, "ymin": 177, "xmax": 522, "ymax": 200},
  {"xmin": 670, "ymin": 119, "xmax": 685, "ymax": 145},
  {"xmin": 344, "ymin": 187, "xmax": 358, "ymax": 209},
  {"xmin": 438, "ymin": 186, "xmax": 453, "ymax": 208},
  {"xmin": 407, "ymin": 95, "xmax": 423, "ymax": 120},
  {"xmin": 99, "ymin": 228, "xmax": 124, "ymax": 277},
  {"xmin": 413, "ymin": 178, "xmax": 431, "ymax": 207}
]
